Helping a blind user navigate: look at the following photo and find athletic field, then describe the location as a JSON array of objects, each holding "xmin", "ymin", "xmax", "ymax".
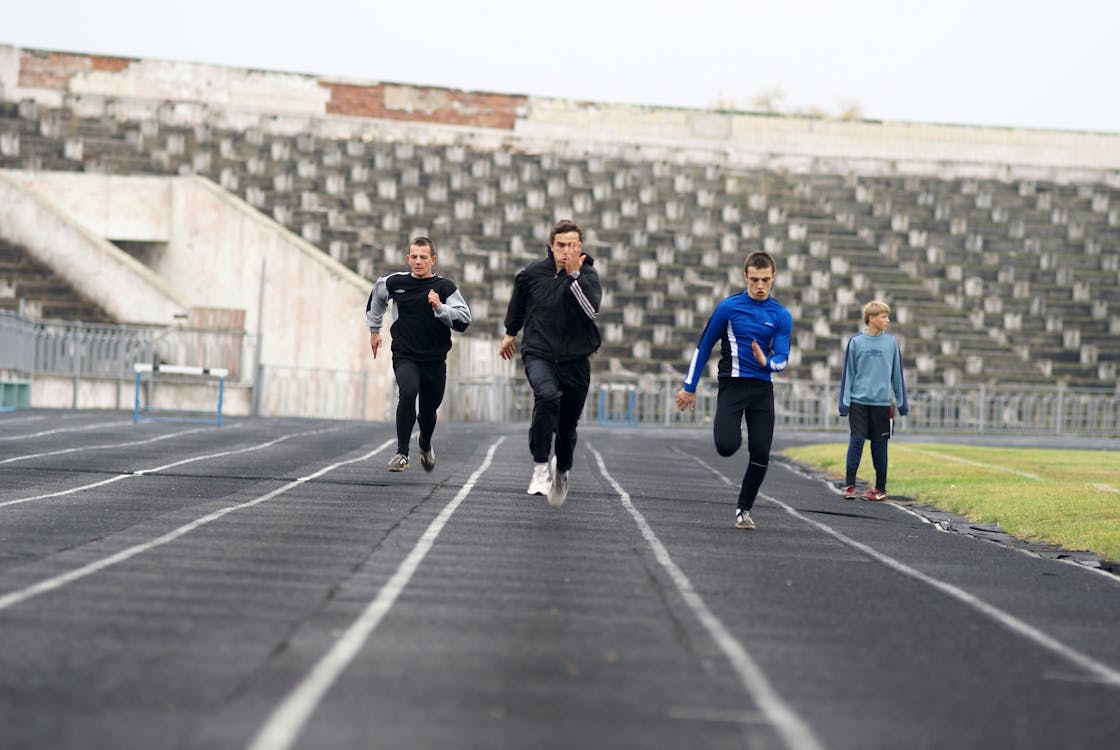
[{"xmin": 1, "ymin": 410, "xmax": 1117, "ymax": 750}]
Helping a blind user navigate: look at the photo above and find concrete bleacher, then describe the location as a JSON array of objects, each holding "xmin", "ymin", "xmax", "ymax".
[
  {"xmin": 0, "ymin": 238, "xmax": 111, "ymax": 321},
  {"xmin": 1, "ymin": 89, "xmax": 1118, "ymax": 388}
]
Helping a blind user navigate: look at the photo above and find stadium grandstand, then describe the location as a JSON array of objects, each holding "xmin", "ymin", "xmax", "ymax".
[{"xmin": 1, "ymin": 44, "xmax": 1118, "ymax": 429}]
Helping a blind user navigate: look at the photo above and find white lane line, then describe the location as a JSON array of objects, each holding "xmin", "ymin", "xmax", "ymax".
[
  {"xmin": 894, "ymin": 445, "xmax": 1044, "ymax": 481},
  {"xmin": 778, "ymin": 452, "xmax": 1120, "ymax": 580},
  {"xmin": 0, "ymin": 425, "xmax": 222, "ymax": 464},
  {"xmin": 688, "ymin": 454, "xmax": 1120, "ymax": 689},
  {"xmin": 0, "ymin": 435, "xmax": 394, "ymax": 613},
  {"xmin": 588, "ymin": 444, "xmax": 825, "ymax": 750},
  {"xmin": 0, "ymin": 425, "xmax": 340, "ymax": 509},
  {"xmin": 246, "ymin": 437, "xmax": 504, "ymax": 750},
  {"xmin": 0, "ymin": 420, "xmax": 133, "ymax": 441},
  {"xmin": 0, "ymin": 414, "xmax": 47, "ymax": 425}
]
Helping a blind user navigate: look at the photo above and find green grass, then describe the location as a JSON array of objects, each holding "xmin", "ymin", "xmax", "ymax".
[{"xmin": 781, "ymin": 442, "xmax": 1120, "ymax": 563}]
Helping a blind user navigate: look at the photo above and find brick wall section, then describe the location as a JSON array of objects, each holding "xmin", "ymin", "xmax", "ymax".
[
  {"xmin": 323, "ymin": 82, "xmax": 525, "ymax": 130},
  {"xmin": 19, "ymin": 51, "xmax": 133, "ymax": 90}
]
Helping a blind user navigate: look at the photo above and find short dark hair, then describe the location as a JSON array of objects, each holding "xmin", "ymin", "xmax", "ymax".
[
  {"xmin": 744, "ymin": 251, "xmax": 775, "ymax": 274},
  {"xmin": 410, "ymin": 236, "xmax": 436, "ymax": 256},
  {"xmin": 549, "ymin": 219, "xmax": 583, "ymax": 245}
]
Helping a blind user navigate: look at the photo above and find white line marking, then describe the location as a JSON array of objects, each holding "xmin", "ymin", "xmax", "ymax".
[
  {"xmin": 588, "ymin": 444, "xmax": 825, "ymax": 750},
  {"xmin": 0, "ymin": 426, "xmax": 339, "ymax": 510},
  {"xmin": 0, "ymin": 414, "xmax": 47, "ymax": 425},
  {"xmin": 0, "ymin": 420, "xmax": 133, "ymax": 441},
  {"xmin": 0, "ymin": 433, "xmax": 388, "ymax": 613},
  {"xmin": 0, "ymin": 425, "xmax": 218, "ymax": 464},
  {"xmin": 687, "ymin": 454, "xmax": 1120, "ymax": 689},
  {"xmin": 1090, "ymin": 483, "xmax": 1119, "ymax": 493},
  {"xmin": 246, "ymin": 437, "xmax": 504, "ymax": 750},
  {"xmin": 777, "ymin": 455, "xmax": 1120, "ymax": 580},
  {"xmin": 894, "ymin": 445, "xmax": 1044, "ymax": 481}
]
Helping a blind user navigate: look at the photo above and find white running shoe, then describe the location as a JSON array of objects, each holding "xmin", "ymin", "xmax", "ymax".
[
  {"xmin": 527, "ymin": 462, "xmax": 551, "ymax": 495},
  {"xmin": 547, "ymin": 456, "xmax": 569, "ymax": 508}
]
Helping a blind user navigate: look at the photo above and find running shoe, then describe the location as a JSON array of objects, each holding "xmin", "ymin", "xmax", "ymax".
[
  {"xmin": 527, "ymin": 462, "xmax": 551, "ymax": 495},
  {"xmin": 547, "ymin": 456, "xmax": 569, "ymax": 508},
  {"xmin": 387, "ymin": 453, "xmax": 409, "ymax": 472},
  {"xmin": 420, "ymin": 445, "xmax": 435, "ymax": 472},
  {"xmin": 843, "ymin": 485, "xmax": 857, "ymax": 500},
  {"xmin": 734, "ymin": 509, "xmax": 756, "ymax": 529},
  {"xmin": 860, "ymin": 487, "xmax": 888, "ymax": 502}
]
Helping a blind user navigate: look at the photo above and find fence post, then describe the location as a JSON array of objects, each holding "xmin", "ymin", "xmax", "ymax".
[
  {"xmin": 823, "ymin": 379, "xmax": 831, "ymax": 431},
  {"xmin": 71, "ymin": 322, "xmax": 82, "ymax": 410},
  {"xmin": 979, "ymin": 384, "xmax": 986, "ymax": 433},
  {"xmin": 1056, "ymin": 382, "xmax": 1065, "ymax": 435}
]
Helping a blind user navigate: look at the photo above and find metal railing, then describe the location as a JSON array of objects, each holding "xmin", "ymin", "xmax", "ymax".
[
  {"xmin": 0, "ymin": 310, "xmax": 35, "ymax": 375},
  {"xmin": 2, "ymin": 310, "xmax": 1117, "ymax": 434},
  {"xmin": 445, "ymin": 375, "xmax": 1120, "ymax": 436},
  {"xmin": 31, "ymin": 320, "xmax": 252, "ymax": 382}
]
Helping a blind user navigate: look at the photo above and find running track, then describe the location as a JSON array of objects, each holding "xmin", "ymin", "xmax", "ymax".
[{"xmin": 1, "ymin": 410, "xmax": 1117, "ymax": 750}]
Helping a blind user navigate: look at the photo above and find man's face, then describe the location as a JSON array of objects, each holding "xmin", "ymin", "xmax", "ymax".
[
  {"xmin": 744, "ymin": 265, "xmax": 774, "ymax": 301},
  {"xmin": 869, "ymin": 311, "xmax": 891, "ymax": 332},
  {"xmin": 407, "ymin": 244, "xmax": 436, "ymax": 278},
  {"xmin": 551, "ymin": 231, "xmax": 582, "ymax": 267}
]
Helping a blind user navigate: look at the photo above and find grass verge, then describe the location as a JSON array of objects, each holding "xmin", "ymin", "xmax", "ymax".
[{"xmin": 781, "ymin": 441, "xmax": 1120, "ymax": 563}]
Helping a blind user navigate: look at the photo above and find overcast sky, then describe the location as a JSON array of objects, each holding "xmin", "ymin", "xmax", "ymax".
[{"xmin": 3, "ymin": 0, "xmax": 1117, "ymax": 133}]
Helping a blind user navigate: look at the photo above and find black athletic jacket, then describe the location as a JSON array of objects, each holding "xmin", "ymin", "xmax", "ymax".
[
  {"xmin": 503, "ymin": 250, "xmax": 601, "ymax": 362},
  {"xmin": 365, "ymin": 272, "xmax": 471, "ymax": 360}
]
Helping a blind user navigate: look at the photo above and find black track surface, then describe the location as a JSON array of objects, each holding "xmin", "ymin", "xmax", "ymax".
[{"xmin": 1, "ymin": 410, "xmax": 1117, "ymax": 750}]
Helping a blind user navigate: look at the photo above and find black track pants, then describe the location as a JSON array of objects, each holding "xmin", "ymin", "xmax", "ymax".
[
  {"xmin": 523, "ymin": 355, "xmax": 590, "ymax": 472},
  {"xmin": 713, "ymin": 378, "xmax": 775, "ymax": 512},
  {"xmin": 393, "ymin": 358, "xmax": 446, "ymax": 455}
]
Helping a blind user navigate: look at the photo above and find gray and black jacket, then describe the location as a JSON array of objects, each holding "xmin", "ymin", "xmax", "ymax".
[{"xmin": 365, "ymin": 272, "xmax": 471, "ymax": 361}]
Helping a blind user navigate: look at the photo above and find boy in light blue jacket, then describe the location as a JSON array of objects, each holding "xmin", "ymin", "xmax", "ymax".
[{"xmin": 837, "ymin": 300, "xmax": 909, "ymax": 501}]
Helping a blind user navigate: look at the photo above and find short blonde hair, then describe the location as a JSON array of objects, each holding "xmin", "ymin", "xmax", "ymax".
[{"xmin": 863, "ymin": 300, "xmax": 890, "ymax": 325}]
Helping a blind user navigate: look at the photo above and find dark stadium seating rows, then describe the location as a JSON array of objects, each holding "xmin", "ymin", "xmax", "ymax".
[{"xmin": 1, "ymin": 97, "xmax": 1118, "ymax": 386}]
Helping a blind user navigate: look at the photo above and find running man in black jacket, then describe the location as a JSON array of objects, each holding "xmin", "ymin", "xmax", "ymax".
[
  {"xmin": 499, "ymin": 219, "xmax": 602, "ymax": 507},
  {"xmin": 366, "ymin": 237, "xmax": 471, "ymax": 472}
]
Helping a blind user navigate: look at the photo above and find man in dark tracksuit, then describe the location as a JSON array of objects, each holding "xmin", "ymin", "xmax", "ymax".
[
  {"xmin": 499, "ymin": 219, "xmax": 602, "ymax": 508},
  {"xmin": 366, "ymin": 237, "xmax": 471, "ymax": 472}
]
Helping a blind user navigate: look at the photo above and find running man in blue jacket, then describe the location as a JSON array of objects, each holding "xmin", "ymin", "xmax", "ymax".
[
  {"xmin": 676, "ymin": 251, "xmax": 793, "ymax": 530},
  {"xmin": 837, "ymin": 300, "xmax": 909, "ymax": 501}
]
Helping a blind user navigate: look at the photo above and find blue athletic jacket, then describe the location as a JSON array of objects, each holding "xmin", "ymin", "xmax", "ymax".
[{"xmin": 682, "ymin": 292, "xmax": 792, "ymax": 392}]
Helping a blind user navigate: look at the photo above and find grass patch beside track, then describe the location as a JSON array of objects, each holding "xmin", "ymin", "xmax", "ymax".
[{"xmin": 781, "ymin": 442, "xmax": 1120, "ymax": 562}]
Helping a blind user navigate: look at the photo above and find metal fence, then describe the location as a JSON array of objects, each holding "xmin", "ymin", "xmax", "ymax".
[
  {"xmin": 2, "ymin": 310, "xmax": 1118, "ymax": 434},
  {"xmin": 445, "ymin": 375, "xmax": 1120, "ymax": 436},
  {"xmin": 257, "ymin": 365, "xmax": 372, "ymax": 421},
  {"xmin": 0, "ymin": 310, "xmax": 35, "ymax": 375},
  {"xmin": 31, "ymin": 320, "xmax": 253, "ymax": 382}
]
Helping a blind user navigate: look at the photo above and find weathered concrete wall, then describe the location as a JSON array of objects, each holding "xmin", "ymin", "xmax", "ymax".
[
  {"xmin": 0, "ymin": 171, "xmax": 393, "ymax": 418},
  {"xmin": 2, "ymin": 43, "xmax": 1118, "ymax": 176}
]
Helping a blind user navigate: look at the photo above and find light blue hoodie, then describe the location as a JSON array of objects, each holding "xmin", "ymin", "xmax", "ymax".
[{"xmin": 838, "ymin": 331, "xmax": 909, "ymax": 415}]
